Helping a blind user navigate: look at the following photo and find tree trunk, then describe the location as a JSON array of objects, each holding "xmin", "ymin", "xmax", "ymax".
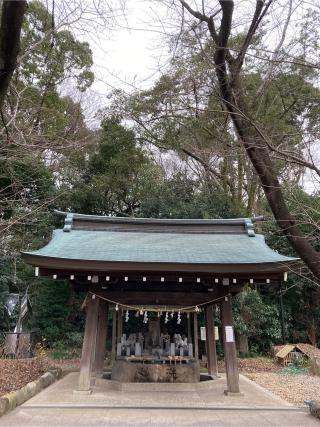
[
  {"xmin": 236, "ymin": 333, "xmax": 249, "ymax": 354},
  {"xmin": 0, "ymin": 0, "xmax": 27, "ymax": 111},
  {"xmin": 225, "ymin": 86, "xmax": 320, "ymax": 279},
  {"xmin": 180, "ymin": 0, "xmax": 320, "ymax": 280},
  {"xmin": 212, "ymin": 2, "xmax": 320, "ymax": 280},
  {"xmin": 308, "ymin": 318, "xmax": 317, "ymax": 348}
]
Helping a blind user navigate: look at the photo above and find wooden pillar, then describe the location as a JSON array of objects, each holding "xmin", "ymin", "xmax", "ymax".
[
  {"xmin": 221, "ymin": 294, "xmax": 240, "ymax": 394},
  {"xmin": 205, "ymin": 305, "xmax": 218, "ymax": 378},
  {"xmin": 187, "ymin": 313, "xmax": 192, "ymax": 343},
  {"xmin": 77, "ymin": 294, "xmax": 99, "ymax": 392},
  {"xmin": 93, "ymin": 300, "xmax": 109, "ymax": 373},
  {"xmin": 193, "ymin": 312, "xmax": 199, "ymax": 360},
  {"xmin": 111, "ymin": 309, "xmax": 117, "ymax": 362},
  {"xmin": 117, "ymin": 309, "xmax": 123, "ymax": 343}
]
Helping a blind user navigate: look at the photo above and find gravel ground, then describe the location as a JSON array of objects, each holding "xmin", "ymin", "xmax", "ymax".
[
  {"xmin": 244, "ymin": 371, "xmax": 320, "ymax": 406},
  {"xmin": 218, "ymin": 357, "xmax": 320, "ymax": 406}
]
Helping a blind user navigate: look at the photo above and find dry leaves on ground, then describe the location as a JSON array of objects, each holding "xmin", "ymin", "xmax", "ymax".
[
  {"xmin": 0, "ymin": 357, "xmax": 80, "ymax": 397},
  {"xmin": 0, "ymin": 358, "xmax": 49, "ymax": 396},
  {"xmin": 217, "ymin": 357, "xmax": 282, "ymax": 373}
]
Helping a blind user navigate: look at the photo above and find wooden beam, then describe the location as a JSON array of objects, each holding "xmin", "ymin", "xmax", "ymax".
[
  {"xmin": 36, "ymin": 265, "xmax": 287, "ymax": 281},
  {"xmin": 220, "ymin": 294, "xmax": 240, "ymax": 394},
  {"xmin": 93, "ymin": 300, "xmax": 109, "ymax": 373},
  {"xmin": 111, "ymin": 309, "xmax": 117, "ymax": 362},
  {"xmin": 78, "ymin": 294, "xmax": 99, "ymax": 392},
  {"xmin": 93, "ymin": 290, "xmax": 222, "ymax": 306},
  {"xmin": 193, "ymin": 313, "xmax": 199, "ymax": 360},
  {"xmin": 205, "ymin": 305, "xmax": 218, "ymax": 378}
]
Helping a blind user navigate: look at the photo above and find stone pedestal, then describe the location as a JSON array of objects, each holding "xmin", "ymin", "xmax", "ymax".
[
  {"xmin": 111, "ymin": 359, "xmax": 200, "ymax": 383},
  {"xmin": 170, "ymin": 343, "xmax": 176, "ymax": 356},
  {"xmin": 117, "ymin": 343, "xmax": 122, "ymax": 356}
]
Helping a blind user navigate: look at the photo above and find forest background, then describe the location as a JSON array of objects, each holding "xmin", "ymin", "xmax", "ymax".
[{"xmin": 0, "ymin": 0, "xmax": 319, "ymax": 358}]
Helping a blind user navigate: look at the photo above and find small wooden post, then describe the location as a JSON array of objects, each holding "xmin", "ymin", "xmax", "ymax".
[
  {"xmin": 279, "ymin": 281, "xmax": 286, "ymax": 343},
  {"xmin": 205, "ymin": 305, "xmax": 218, "ymax": 378},
  {"xmin": 77, "ymin": 294, "xmax": 99, "ymax": 392},
  {"xmin": 111, "ymin": 309, "xmax": 117, "ymax": 362},
  {"xmin": 193, "ymin": 312, "xmax": 199, "ymax": 360},
  {"xmin": 93, "ymin": 300, "xmax": 109, "ymax": 373},
  {"xmin": 221, "ymin": 294, "xmax": 240, "ymax": 394}
]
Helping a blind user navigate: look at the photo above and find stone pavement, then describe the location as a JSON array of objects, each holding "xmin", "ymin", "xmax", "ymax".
[{"xmin": 0, "ymin": 373, "xmax": 318, "ymax": 426}]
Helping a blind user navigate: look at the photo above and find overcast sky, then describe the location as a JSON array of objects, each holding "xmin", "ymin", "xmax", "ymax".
[
  {"xmin": 57, "ymin": 0, "xmax": 174, "ymax": 126},
  {"xmin": 89, "ymin": 1, "xmax": 172, "ymax": 94}
]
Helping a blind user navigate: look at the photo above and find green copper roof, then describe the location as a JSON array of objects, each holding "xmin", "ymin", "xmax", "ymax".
[{"xmin": 23, "ymin": 229, "xmax": 297, "ymax": 265}]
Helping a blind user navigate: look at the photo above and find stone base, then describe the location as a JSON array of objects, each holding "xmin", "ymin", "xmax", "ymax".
[
  {"xmin": 73, "ymin": 389, "xmax": 92, "ymax": 395},
  {"xmin": 94, "ymin": 372, "xmax": 105, "ymax": 379},
  {"xmin": 111, "ymin": 359, "xmax": 200, "ymax": 383},
  {"xmin": 224, "ymin": 390, "xmax": 244, "ymax": 396},
  {"xmin": 209, "ymin": 374, "xmax": 221, "ymax": 380}
]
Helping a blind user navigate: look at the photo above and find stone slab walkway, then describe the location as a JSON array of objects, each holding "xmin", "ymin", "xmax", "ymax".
[{"xmin": 0, "ymin": 373, "xmax": 317, "ymax": 426}]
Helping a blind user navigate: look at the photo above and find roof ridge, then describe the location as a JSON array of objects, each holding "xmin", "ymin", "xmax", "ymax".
[{"xmin": 54, "ymin": 210, "xmax": 265, "ymax": 226}]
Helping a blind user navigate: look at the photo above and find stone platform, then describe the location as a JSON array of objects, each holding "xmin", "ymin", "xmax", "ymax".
[
  {"xmin": 0, "ymin": 372, "xmax": 318, "ymax": 426},
  {"xmin": 5, "ymin": 372, "xmax": 299, "ymax": 407}
]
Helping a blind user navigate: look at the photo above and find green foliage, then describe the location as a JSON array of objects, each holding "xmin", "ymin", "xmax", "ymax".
[
  {"xmin": 238, "ymin": 346, "xmax": 260, "ymax": 359},
  {"xmin": 0, "ymin": 153, "xmax": 54, "ymax": 224},
  {"xmin": 261, "ymin": 188, "xmax": 320, "ymax": 346},
  {"xmin": 283, "ymin": 357, "xmax": 310, "ymax": 375},
  {"xmin": 233, "ymin": 288, "xmax": 281, "ymax": 354},
  {"xmin": 1, "ymin": 0, "xmax": 95, "ymax": 164},
  {"xmin": 21, "ymin": 1, "xmax": 94, "ymax": 91},
  {"xmin": 50, "ymin": 332, "xmax": 83, "ymax": 359},
  {"xmin": 60, "ymin": 117, "xmax": 160, "ymax": 216},
  {"xmin": 139, "ymin": 173, "xmax": 245, "ymax": 219},
  {"xmin": 0, "ymin": 0, "xmax": 95, "ymax": 257},
  {"xmin": 30, "ymin": 279, "xmax": 85, "ymax": 346}
]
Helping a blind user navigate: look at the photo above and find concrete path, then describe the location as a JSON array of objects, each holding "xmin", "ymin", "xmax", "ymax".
[{"xmin": 0, "ymin": 373, "xmax": 317, "ymax": 426}]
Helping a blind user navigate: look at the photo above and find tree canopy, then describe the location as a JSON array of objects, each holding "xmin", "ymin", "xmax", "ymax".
[{"xmin": 0, "ymin": 0, "xmax": 319, "ymax": 354}]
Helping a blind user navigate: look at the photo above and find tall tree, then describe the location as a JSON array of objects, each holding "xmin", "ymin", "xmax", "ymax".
[
  {"xmin": 176, "ymin": 0, "xmax": 320, "ymax": 279},
  {"xmin": 59, "ymin": 117, "xmax": 160, "ymax": 216},
  {"xmin": 0, "ymin": 1, "xmax": 95, "ymax": 242},
  {"xmin": 105, "ymin": 39, "xmax": 320, "ymax": 217}
]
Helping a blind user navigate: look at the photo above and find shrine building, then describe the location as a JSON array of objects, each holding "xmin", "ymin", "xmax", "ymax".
[{"xmin": 22, "ymin": 211, "xmax": 299, "ymax": 394}]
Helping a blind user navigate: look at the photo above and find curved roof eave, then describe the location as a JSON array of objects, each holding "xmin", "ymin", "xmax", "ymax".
[{"xmin": 21, "ymin": 252, "xmax": 301, "ymax": 276}]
